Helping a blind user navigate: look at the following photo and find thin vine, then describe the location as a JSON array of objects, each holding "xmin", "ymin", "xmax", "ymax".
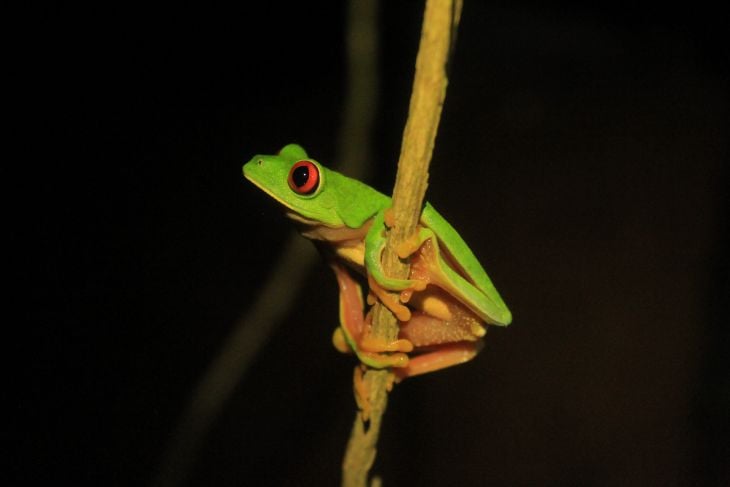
[{"xmin": 341, "ymin": 1, "xmax": 462, "ymax": 485}]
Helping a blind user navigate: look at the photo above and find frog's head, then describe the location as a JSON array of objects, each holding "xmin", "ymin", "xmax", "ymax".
[{"xmin": 243, "ymin": 144, "xmax": 344, "ymax": 227}]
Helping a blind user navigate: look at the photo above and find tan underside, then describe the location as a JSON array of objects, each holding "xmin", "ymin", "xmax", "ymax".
[{"xmin": 290, "ymin": 214, "xmax": 370, "ymax": 269}]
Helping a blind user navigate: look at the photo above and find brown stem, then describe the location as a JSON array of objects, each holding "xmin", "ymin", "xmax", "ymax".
[{"xmin": 341, "ymin": 1, "xmax": 462, "ymax": 486}]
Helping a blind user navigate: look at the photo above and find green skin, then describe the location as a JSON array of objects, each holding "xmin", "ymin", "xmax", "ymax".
[{"xmin": 243, "ymin": 144, "xmax": 511, "ymax": 372}]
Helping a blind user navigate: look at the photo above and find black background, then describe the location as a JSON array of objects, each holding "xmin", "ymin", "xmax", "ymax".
[{"xmin": 19, "ymin": 1, "xmax": 728, "ymax": 486}]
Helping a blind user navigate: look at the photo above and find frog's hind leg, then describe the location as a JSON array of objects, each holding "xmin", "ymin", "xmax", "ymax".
[
  {"xmin": 330, "ymin": 262, "xmax": 412, "ymax": 366},
  {"xmin": 330, "ymin": 262, "xmax": 366, "ymax": 354},
  {"xmin": 393, "ymin": 341, "xmax": 483, "ymax": 381}
]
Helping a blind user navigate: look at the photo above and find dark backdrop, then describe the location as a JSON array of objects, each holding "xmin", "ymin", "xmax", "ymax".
[{"xmin": 20, "ymin": 2, "xmax": 728, "ymax": 486}]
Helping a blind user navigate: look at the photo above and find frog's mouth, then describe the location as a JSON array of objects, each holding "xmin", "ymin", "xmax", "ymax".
[
  {"xmin": 285, "ymin": 211, "xmax": 340, "ymax": 228},
  {"xmin": 246, "ymin": 177, "xmax": 305, "ymax": 216},
  {"xmin": 245, "ymin": 172, "xmax": 343, "ymax": 228}
]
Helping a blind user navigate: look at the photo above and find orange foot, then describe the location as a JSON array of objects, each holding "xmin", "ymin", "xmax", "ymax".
[{"xmin": 367, "ymin": 275, "xmax": 412, "ymax": 322}]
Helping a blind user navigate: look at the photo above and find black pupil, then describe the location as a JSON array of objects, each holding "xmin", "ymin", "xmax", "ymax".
[{"xmin": 292, "ymin": 165, "xmax": 310, "ymax": 189}]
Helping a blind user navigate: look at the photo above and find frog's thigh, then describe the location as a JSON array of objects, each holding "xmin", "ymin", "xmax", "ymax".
[
  {"xmin": 330, "ymin": 262, "xmax": 365, "ymax": 348},
  {"xmin": 394, "ymin": 341, "xmax": 483, "ymax": 381}
]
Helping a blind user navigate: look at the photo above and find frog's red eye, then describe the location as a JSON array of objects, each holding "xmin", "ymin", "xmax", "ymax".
[{"xmin": 288, "ymin": 160, "xmax": 319, "ymax": 195}]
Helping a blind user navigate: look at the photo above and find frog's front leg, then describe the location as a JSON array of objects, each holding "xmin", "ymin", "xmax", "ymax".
[
  {"xmin": 330, "ymin": 262, "xmax": 412, "ymax": 367},
  {"xmin": 364, "ymin": 210, "xmax": 429, "ymax": 320}
]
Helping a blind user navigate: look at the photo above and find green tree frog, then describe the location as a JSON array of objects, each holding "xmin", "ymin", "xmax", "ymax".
[{"xmin": 243, "ymin": 144, "xmax": 511, "ymax": 381}]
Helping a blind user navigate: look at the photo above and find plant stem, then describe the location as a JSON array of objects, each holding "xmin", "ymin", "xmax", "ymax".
[{"xmin": 341, "ymin": 1, "xmax": 461, "ymax": 486}]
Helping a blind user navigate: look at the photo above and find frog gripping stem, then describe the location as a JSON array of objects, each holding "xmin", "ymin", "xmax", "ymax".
[{"xmin": 341, "ymin": 1, "xmax": 463, "ymax": 486}]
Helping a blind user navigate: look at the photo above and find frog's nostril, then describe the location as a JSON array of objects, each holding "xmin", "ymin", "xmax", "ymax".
[{"xmin": 257, "ymin": 159, "xmax": 263, "ymax": 165}]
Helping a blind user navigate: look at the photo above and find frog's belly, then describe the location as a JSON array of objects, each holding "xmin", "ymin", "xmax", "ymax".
[{"xmin": 334, "ymin": 243, "xmax": 365, "ymax": 270}]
